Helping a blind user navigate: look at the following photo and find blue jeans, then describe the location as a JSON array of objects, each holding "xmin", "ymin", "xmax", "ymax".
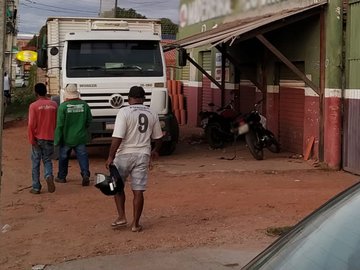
[
  {"xmin": 31, "ymin": 140, "xmax": 54, "ymax": 191},
  {"xmin": 57, "ymin": 144, "xmax": 90, "ymax": 180}
]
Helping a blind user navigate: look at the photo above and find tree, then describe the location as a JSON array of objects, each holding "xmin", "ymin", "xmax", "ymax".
[
  {"xmin": 102, "ymin": 7, "xmax": 178, "ymax": 36},
  {"xmin": 159, "ymin": 18, "xmax": 178, "ymax": 36},
  {"xmin": 27, "ymin": 25, "xmax": 46, "ymax": 49},
  {"xmin": 116, "ymin": 7, "xmax": 146, "ymax": 19}
]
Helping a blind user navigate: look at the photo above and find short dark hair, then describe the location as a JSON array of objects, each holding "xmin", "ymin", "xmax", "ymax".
[
  {"xmin": 34, "ymin": 83, "xmax": 47, "ymax": 96},
  {"xmin": 128, "ymin": 86, "xmax": 145, "ymax": 99}
]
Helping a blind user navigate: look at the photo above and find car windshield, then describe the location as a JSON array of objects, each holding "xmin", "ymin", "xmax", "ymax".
[
  {"xmin": 66, "ymin": 40, "xmax": 163, "ymax": 78},
  {"xmin": 243, "ymin": 182, "xmax": 360, "ymax": 270}
]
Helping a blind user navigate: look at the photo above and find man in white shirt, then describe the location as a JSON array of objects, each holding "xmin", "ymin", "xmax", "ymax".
[
  {"xmin": 3, "ymin": 72, "xmax": 11, "ymax": 105},
  {"xmin": 106, "ymin": 86, "xmax": 163, "ymax": 232}
]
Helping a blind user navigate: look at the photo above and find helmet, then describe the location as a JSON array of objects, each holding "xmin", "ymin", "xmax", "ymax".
[{"xmin": 95, "ymin": 164, "xmax": 124, "ymax": 196}]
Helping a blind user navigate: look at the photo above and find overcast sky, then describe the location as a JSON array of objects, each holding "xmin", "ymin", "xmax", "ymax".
[{"xmin": 18, "ymin": 0, "xmax": 180, "ymax": 35}]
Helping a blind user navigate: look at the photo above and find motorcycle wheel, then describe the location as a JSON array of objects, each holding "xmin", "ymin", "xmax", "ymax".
[
  {"xmin": 245, "ymin": 130, "xmax": 264, "ymax": 160},
  {"xmin": 205, "ymin": 123, "xmax": 225, "ymax": 149},
  {"xmin": 265, "ymin": 130, "xmax": 280, "ymax": 153}
]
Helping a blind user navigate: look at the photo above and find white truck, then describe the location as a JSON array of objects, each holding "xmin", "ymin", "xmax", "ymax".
[{"xmin": 37, "ymin": 17, "xmax": 179, "ymax": 155}]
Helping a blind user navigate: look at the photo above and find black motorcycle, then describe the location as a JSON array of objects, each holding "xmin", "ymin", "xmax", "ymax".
[
  {"xmin": 238, "ymin": 100, "xmax": 280, "ymax": 160},
  {"xmin": 199, "ymin": 100, "xmax": 242, "ymax": 149}
]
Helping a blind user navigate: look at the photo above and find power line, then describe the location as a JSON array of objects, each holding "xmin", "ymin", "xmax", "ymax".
[
  {"xmin": 22, "ymin": 0, "xmax": 98, "ymax": 14},
  {"xmin": 20, "ymin": 2, "xmax": 98, "ymax": 15},
  {"xmin": 122, "ymin": 1, "xmax": 171, "ymax": 8}
]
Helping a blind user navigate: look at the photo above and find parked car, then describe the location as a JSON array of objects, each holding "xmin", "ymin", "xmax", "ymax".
[
  {"xmin": 14, "ymin": 75, "xmax": 26, "ymax": 88},
  {"xmin": 242, "ymin": 180, "xmax": 360, "ymax": 270}
]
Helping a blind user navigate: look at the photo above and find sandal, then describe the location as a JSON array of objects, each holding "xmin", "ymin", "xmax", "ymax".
[
  {"xmin": 131, "ymin": 225, "xmax": 143, "ymax": 232},
  {"xmin": 111, "ymin": 219, "xmax": 127, "ymax": 228}
]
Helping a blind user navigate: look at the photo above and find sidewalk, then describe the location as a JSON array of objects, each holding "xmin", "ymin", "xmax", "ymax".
[
  {"xmin": 154, "ymin": 126, "xmax": 318, "ymax": 175},
  {"xmin": 44, "ymin": 248, "xmax": 259, "ymax": 270}
]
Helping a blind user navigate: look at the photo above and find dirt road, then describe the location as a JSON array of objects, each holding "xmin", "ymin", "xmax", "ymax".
[{"xmin": 1, "ymin": 120, "xmax": 358, "ymax": 269}]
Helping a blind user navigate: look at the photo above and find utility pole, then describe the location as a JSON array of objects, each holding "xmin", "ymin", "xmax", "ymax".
[
  {"xmin": 0, "ymin": 0, "xmax": 7, "ymax": 222},
  {"xmin": 114, "ymin": 0, "xmax": 118, "ymax": 18}
]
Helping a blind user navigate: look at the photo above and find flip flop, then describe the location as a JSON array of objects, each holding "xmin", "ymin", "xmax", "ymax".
[
  {"xmin": 131, "ymin": 225, "xmax": 143, "ymax": 232},
  {"xmin": 111, "ymin": 220, "xmax": 127, "ymax": 228}
]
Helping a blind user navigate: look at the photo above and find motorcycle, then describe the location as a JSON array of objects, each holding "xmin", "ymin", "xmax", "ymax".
[
  {"xmin": 199, "ymin": 100, "xmax": 242, "ymax": 149},
  {"xmin": 238, "ymin": 99, "xmax": 280, "ymax": 160}
]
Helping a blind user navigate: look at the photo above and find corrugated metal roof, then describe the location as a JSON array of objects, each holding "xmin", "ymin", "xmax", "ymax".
[
  {"xmin": 164, "ymin": 1, "xmax": 327, "ymax": 51},
  {"xmin": 161, "ymin": 39, "xmax": 176, "ymax": 65}
]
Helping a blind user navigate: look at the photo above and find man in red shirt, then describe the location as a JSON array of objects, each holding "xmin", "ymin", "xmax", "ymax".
[{"xmin": 28, "ymin": 83, "xmax": 58, "ymax": 194}]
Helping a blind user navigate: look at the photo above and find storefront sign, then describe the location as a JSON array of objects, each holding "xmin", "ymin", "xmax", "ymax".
[
  {"xmin": 242, "ymin": 0, "xmax": 289, "ymax": 12},
  {"xmin": 215, "ymin": 53, "xmax": 230, "ymax": 67},
  {"xmin": 215, "ymin": 67, "xmax": 230, "ymax": 82},
  {"xmin": 179, "ymin": 0, "xmax": 313, "ymax": 28},
  {"xmin": 179, "ymin": 0, "xmax": 233, "ymax": 28},
  {"xmin": 16, "ymin": 50, "xmax": 37, "ymax": 62}
]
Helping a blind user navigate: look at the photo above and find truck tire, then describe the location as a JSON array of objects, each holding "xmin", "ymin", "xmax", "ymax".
[
  {"xmin": 159, "ymin": 114, "xmax": 179, "ymax": 156},
  {"xmin": 51, "ymin": 95, "xmax": 60, "ymax": 106}
]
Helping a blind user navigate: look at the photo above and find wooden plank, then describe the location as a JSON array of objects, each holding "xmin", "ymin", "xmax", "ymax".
[{"xmin": 304, "ymin": 136, "xmax": 315, "ymax": 160}]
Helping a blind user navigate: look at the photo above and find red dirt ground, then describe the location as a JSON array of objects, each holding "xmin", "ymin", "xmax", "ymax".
[{"xmin": 1, "ymin": 120, "xmax": 358, "ymax": 269}]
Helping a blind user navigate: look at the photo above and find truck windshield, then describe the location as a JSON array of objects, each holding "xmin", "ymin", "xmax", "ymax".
[{"xmin": 66, "ymin": 40, "xmax": 163, "ymax": 78}]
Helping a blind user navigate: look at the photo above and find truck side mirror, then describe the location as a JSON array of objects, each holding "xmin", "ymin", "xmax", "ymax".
[
  {"xmin": 178, "ymin": 48, "xmax": 187, "ymax": 67},
  {"xmin": 37, "ymin": 48, "xmax": 47, "ymax": 68}
]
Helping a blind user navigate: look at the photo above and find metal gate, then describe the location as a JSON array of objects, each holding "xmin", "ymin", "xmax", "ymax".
[
  {"xmin": 343, "ymin": 0, "xmax": 360, "ymax": 174},
  {"xmin": 279, "ymin": 85, "xmax": 305, "ymax": 154}
]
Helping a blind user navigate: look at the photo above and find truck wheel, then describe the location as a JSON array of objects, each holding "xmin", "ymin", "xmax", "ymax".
[
  {"xmin": 51, "ymin": 95, "xmax": 60, "ymax": 106},
  {"xmin": 159, "ymin": 114, "xmax": 179, "ymax": 156}
]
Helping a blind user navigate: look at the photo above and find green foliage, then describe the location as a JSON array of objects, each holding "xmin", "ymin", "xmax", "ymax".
[
  {"xmin": 103, "ymin": 7, "xmax": 179, "ymax": 35},
  {"xmin": 6, "ymin": 65, "xmax": 38, "ymax": 120},
  {"xmin": 11, "ymin": 66, "xmax": 37, "ymax": 106},
  {"xmin": 27, "ymin": 34, "xmax": 38, "ymax": 48},
  {"xmin": 159, "ymin": 18, "xmax": 178, "ymax": 36},
  {"xmin": 116, "ymin": 7, "xmax": 146, "ymax": 19},
  {"xmin": 28, "ymin": 25, "xmax": 47, "ymax": 49}
]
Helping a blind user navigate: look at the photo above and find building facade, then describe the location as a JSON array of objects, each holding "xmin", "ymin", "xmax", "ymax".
[
  {"xmin": 172, "ymin": 0, "xmax": 359, "ymax": 173},
  {"xmin": 5, "ymin": 0, "xmax": 19, "ymax": 84}
]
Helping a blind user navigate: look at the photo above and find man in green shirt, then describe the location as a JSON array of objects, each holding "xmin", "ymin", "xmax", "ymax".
[{"xmin": 54, "ymin": 84, "xmax": 92, "ymax": 186}]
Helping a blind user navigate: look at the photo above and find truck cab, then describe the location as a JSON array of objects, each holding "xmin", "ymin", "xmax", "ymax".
[{"xmin": 38, "ymin": 17, "xmax": 179, "ymax": 155}]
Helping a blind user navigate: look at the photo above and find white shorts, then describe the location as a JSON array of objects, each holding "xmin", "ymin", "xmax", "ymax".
[{"xmin": 114, "ymin": 153, "xmax": 150, "ymax": 191}]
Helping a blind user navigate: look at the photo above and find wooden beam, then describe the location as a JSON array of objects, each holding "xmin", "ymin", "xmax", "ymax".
[
  {"xmin": 256, "ymin": 34, "xmax": 320, "ymax": 95},
  {"xmin": 185, "ymin": 54, "xmax": 224, "ymax": 91}
]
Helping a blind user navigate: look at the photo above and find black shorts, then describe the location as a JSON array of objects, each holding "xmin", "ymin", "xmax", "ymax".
[{"xmin": 4, "ymin": 90, "xmax": 10, "ymax": 98}]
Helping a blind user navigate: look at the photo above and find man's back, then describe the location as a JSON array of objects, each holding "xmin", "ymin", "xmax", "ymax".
[
  {"xmin": 113, "ymin": 104, "xmax": 162, "ymax": 155},
  {"xmin": 55, "ymin": 99, "xmax": 92, "ymax": 147},
  {"xmin": 28, "ymin": 98, "xmax": 57, "ymax": 141}
]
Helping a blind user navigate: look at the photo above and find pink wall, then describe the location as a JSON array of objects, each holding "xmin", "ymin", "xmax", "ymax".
[
  {"xmin": 303, "ymin": 96, "xmax": 320, "ymax": 159},
  {"xmin": 183, "ymin": 85, "xmax": 201, "ymax": 127},
  {"xmin": 324, "ymin": 96, "xmax": 341, "ymax": 169},
  {"xmin": 266, "ymin": 92, "xmax": 279, "ymax": 137}
]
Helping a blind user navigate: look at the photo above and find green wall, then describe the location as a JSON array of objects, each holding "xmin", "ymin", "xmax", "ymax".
[{"xmin": 177, "ymin": 0, "xmax": 324, "ymax": 87}]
